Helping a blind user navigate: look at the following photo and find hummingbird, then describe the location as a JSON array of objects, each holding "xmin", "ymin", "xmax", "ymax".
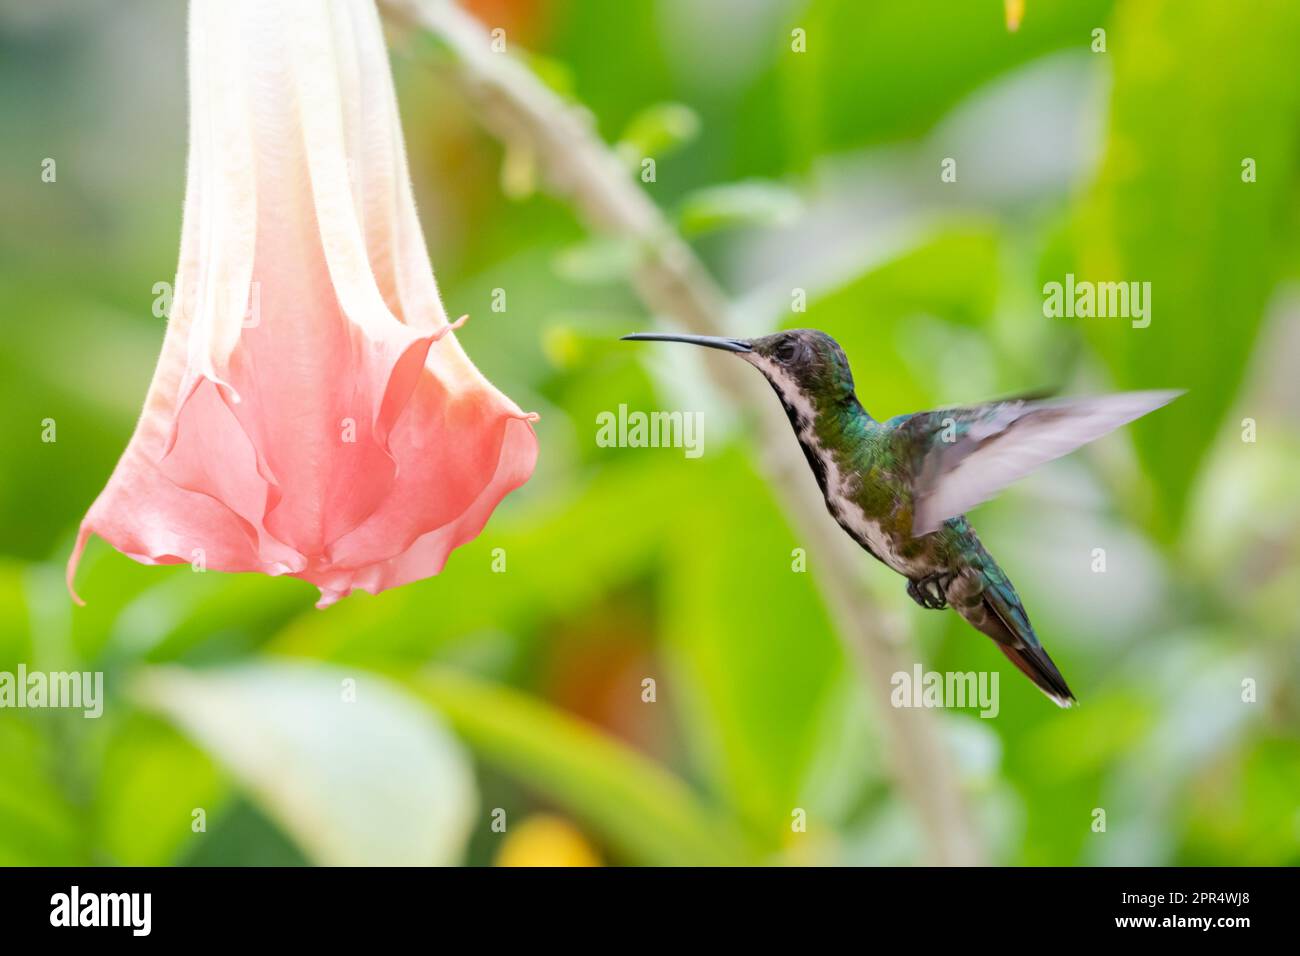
[{"xmin": 623, "ymin": 328, "xmax": 1183, "ymax": 706}]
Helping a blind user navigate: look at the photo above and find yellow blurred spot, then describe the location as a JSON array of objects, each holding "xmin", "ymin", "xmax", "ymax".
[
  {"xmin": 495, "ymin": 814, "xmax": 602, "ymax": 867},
  {"xmin": 1005, "ymin": 0, "xmax": 1024, "ymax": 32},
  {"xmin": 501, "ymin": 140, "xmax": 537, "ymax": 201},
  {"xmin": 541, "ymin": 324, "xmax": 581, "ymax": 368}
]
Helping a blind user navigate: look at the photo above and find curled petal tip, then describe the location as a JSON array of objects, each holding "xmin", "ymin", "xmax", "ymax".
[
  {"xmin": 315, "ymin": 588, "xmax": 344, "ymax": 610},
  {"xmin": 66, "ymin": 526, "xmax": 90, "ymax": 606},
  {"xmin": 429, "ymin": 313, "xmax": 469, "ymax": 342}
]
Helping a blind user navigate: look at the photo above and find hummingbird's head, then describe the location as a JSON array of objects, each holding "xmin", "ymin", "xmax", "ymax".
[
  {"xmin": 745, "ymin": 329, "xmax": 856, "ymax": 405},
  {"xmin": 621, "ymin": 328, "xmax": 858, "ymax": 412}
]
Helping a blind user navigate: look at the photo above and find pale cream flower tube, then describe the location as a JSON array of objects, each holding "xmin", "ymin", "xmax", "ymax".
[{"xmin": 69, "ymin": 0, "xmax": 538, "ymax": 607}]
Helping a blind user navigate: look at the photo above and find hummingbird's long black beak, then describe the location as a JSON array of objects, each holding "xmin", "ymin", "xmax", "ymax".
[{"xmin": 621, "ymin": 332, "xmax": 752, "ymax": 353}]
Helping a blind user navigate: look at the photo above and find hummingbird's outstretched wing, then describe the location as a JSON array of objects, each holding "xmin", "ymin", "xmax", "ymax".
[{"xmin": 901, "ymin": 390, "xmax": 1183, "ymax": 536}]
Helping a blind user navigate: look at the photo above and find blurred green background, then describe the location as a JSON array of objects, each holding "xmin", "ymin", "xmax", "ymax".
[{"xmin": 1, "ymin": 0, "xmax": 1298, "ymax": 866}]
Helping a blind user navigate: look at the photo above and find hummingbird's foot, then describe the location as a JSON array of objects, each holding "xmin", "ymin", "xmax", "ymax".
[{"xmin": 906, "ymin": 573, "xmax": 951, "ymax": 610}]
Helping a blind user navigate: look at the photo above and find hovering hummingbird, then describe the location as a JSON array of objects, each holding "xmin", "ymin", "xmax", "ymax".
[{"xmin": 623, "ymin": 329, "xmax": 1183, "ymax": 706}]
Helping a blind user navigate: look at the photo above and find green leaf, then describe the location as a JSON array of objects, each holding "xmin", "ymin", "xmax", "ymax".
[
  {"xmin": 678, "ymin": 180, "xmax": 802, "ymax": 237},
  {"xmin": 1074, "ymin": 0, "xmax": 1300, "ymax": 537},
  {"xmin": 132, "ymin": 662, "xmax": 477, "ymax": 866},
  {"xmin": 552, "ymin": 236, "xmax": 643, "ymax": 284},
  {"xmin": 0, "ymin": 717, "xmax": 83, "ymax": 865},
  {"xmin": 405, "ymin": 667, "xmax": 755, "ymax": 866},
  {"xmin": 106, "ymin": 571, "xmax": 309, "ymax": 664},
  {"xmin": 616, "ymin": 102, "xmax": 701, "ymax": 162},
  {"xmin": 95, "ymin": 713, "xmax": 227, "ymax": 866},
  {"xmin": 1182, "ymin": 737, "xmax": 1300, "ymax": 865},
  {"xmin": 522, "ymin": 52, "xmax": 578, "ymax": 100},
  {"xmin": 0, "ymin": 561, "xmax": 33, "ymax": 672}
]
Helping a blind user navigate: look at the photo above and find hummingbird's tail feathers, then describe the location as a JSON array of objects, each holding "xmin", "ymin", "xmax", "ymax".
[
  {"xmin": 990, "ymin": 625, "xmax": 1076, "ymax": 708},
  {"xmin": 955, "ymin": 567, "xmax": 1077, "ymax": 707},
  {"xmin": 909, "ymin": 389, "xmax": 1184, "ymax": 535}
]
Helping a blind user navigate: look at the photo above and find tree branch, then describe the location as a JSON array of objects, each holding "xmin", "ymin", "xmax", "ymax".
[{"xmin": 381, "ymin": 0, "xmax": 981, "ymax": 865}]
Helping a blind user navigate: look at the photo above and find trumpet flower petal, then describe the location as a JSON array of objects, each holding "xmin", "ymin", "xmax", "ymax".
[{"xmin": 69, "ymin": 0, "xmax": 538, "ymax": 607}]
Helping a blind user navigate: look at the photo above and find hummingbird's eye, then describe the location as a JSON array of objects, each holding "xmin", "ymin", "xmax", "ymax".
[{"xmin": 774, "ymin": 340, "xmax": 799, "ymax": 363}]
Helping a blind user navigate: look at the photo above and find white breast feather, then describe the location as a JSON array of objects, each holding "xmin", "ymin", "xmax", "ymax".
[{"xmin": 750, "ymin": 356, "xmax": 915, "ymax": 575}]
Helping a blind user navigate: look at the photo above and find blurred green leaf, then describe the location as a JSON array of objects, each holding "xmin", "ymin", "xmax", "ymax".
[
  {"xmin": 106, "ymin": 571, "xmax": 309, "ymax": 664},
  {"xmin": 133, "ymin": 661, "xmax": 477, "ymax": 866},
  {"xmin": 406, "ymin": 667, "xmax": 755, "ymax": 866},
  {"xmin": 1074, "ymin": 0, "xmax": 1300, "ymax": 537},
  {"xmin": 677, "ymin": 180, "xmax": 803, "ymax": 237},
  {"xmin": 95, "ymin": 713, "xmax": 227, "ymax": 865},
  {"xmin": 0, "ymin": 716, "xmax": 83, "ymax": 865},
  {"xmin": 552, "ymin": 236, "xmax": 643, "ymax": 284},
  {"xmin": 616, "ymin": 102, "xmax": 701, "ymax": 163},
  {"xmin": 522, "ymin": 52, "xmax": 578, "ymax": 100},
  {"xmin": 0, "ymin": 561, "xmax": 33, "ymax": 671},
  {"xmin": 1181, "ymin": 736, "xmax": 1300, "ymax": 865},
  {"xmin": 61, "ymin": 542, "xmax": 309, "ymax": 667}
]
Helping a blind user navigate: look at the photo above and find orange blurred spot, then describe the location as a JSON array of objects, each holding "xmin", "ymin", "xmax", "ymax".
[{"xmin": 459, "ymin": 0, "xmax": 546, "ymax": 47}]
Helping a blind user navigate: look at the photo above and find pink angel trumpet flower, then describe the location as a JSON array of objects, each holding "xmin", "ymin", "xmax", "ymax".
[{"xmin": 68, "ymin": 0, "xmax": 538, "ymax": 608}]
